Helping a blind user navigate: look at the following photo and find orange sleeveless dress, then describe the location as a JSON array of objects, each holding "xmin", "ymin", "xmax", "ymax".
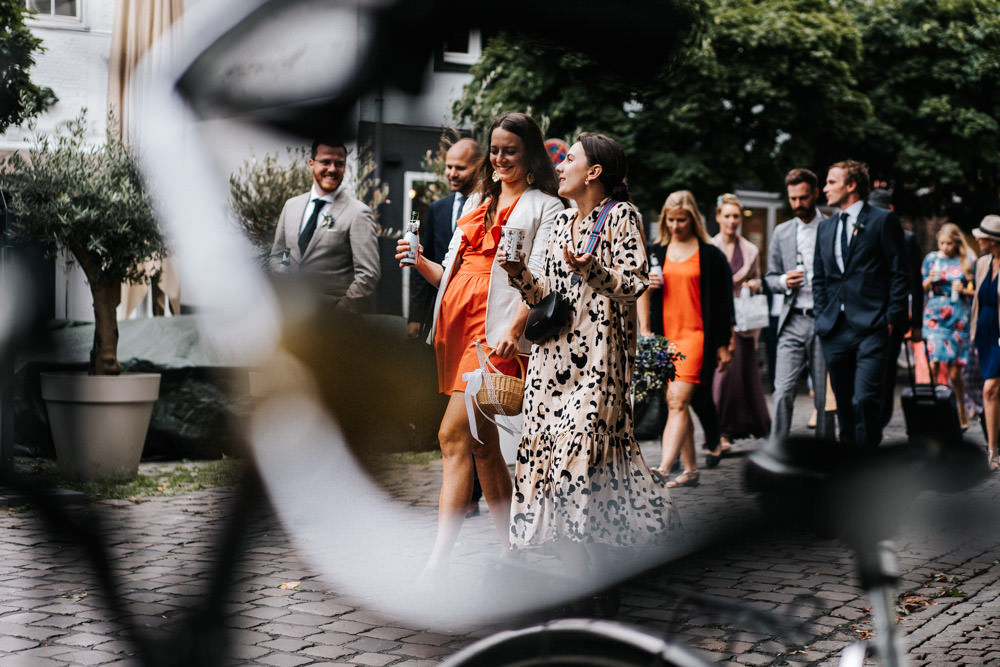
[
  {"xmin": 434, "ymin": 199, "xmax": 522, "ymax": 394},
  {"xmin": 662, "ymin": 248, "xmax": 705, "ymax": 384}
]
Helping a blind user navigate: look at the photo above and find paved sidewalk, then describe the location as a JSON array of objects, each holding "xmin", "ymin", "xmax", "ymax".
[{"xmin": 0, "ymin": 390, "xmax": 998, "ymax": 666}]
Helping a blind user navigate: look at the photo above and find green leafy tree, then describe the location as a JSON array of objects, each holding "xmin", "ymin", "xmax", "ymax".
[
  {"xmin": 454, "ymin": 0, "xmax": 869, "ymax": 214},
  {"xmin": 850, "ymin": 0, "xmax": 1000, "ymax": 223},
  {"xmin": 0, "ymin": 111, "xmax": 165, "ymax": 375},
  {"xmin": 0, "ymin": 0, "xmax": 57, "ymax": 131},
  {"xmin": 229, "ymin": 147, "xmax": 313, "ymax": 261}
]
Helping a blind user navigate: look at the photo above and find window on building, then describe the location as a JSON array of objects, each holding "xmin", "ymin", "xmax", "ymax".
[
  {"xmin": 26, "ymin": 0, "xmax": 79, "ymax": 20},
  {"xmin": 434, "ymin": 29, "xmax": 482, "ymax": 72}
]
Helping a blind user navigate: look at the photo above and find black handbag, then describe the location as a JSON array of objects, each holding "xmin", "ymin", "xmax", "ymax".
[{"xmin": 524, "ymin": 291, "xmax": 571, "ymax": 344}]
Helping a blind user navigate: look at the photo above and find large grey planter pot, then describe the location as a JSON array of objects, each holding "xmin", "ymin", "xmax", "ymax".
[{"xmin": 40, "ymin": 372, "xmax": 161, "ymax": 481}]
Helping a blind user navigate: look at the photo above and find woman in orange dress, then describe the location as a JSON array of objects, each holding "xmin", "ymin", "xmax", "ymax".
[
  {"xmin": 639, "ymin": 190, "xmax": 733, "ymax": 488},
  {"xmin": 396, "ymin": 113, "xmax": 563, "ymax": 576}
]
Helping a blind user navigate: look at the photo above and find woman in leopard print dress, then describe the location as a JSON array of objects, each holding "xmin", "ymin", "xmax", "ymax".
[{"xmin": 499, "ymin": 134, "xmax": 679, "ymax": 574}]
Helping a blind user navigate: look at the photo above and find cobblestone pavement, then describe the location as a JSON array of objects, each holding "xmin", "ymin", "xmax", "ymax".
[{"xmin": 0, "ymin": 390, "xmax": 998, "ymax": 666}]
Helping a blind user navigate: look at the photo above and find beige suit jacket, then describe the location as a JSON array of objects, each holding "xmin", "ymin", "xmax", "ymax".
[
  {"xmin": 971, "ymin": 254, "xmax": 1000, "ymax": 343},
  {"xmin": 269, "ymin": 188, "xmax": 381, "ymax": 311}
]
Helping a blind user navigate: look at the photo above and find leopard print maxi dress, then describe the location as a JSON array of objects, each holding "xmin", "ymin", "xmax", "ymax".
[{"xmin": 508, "ymin": 200, "xmax": 680, "ymax": 549}]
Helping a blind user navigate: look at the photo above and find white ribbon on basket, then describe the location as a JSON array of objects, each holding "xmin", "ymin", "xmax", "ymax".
[{"xmin": 461, "ymin": 342, "xmax": 521, "ymax": 443}]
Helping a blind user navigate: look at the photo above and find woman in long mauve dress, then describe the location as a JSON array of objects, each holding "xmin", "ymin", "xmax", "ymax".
[
  {"xmin": 396, "ymin": 113, "xmax": 563, "ymax": 576},
  {"xmin": 711, "ymin": 193, "xmax": 771, "ymax": 446}
]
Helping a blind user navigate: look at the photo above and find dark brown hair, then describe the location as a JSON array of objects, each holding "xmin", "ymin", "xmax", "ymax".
[
  {"xmin": 784, "ymin": 168, "xmax": 817, "ymax": 190},
  {"xmin": 480, "ymin": 113, "xmax": 558, "ymax": 220},
  {"xmin": 578, "ymin": 133, "xmax": 630, "ymax": 201}
]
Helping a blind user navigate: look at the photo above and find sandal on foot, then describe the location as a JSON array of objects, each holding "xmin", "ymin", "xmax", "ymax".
[{"xmin": 666, "ymin": 470, "xmax": 700, "ymax": 488}]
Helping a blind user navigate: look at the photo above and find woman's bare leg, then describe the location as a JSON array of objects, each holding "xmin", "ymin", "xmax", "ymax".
[
  {"xmin": 425, "ymin": 392, "xmax": 514, "ymax": 571},
  {"xmin": 948, "ymin": 363, "xmax": 968, "ymax": 428},
  {"xmin": 657, "ymin": 381, "xmax": 696, "ymax": 473},
  {"xmin": 425, "ymin": 393, "xmax": 479, "ymax": 571}
]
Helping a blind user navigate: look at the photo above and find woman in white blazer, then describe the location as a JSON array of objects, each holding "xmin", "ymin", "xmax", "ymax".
[{"xmin": 396, "ymin": 112, "xmax": 563, "ymax": 577}]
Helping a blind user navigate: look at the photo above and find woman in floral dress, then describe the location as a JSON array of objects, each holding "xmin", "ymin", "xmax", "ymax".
[
  {"xmin": 499, "ymin": 134, "xmax": 678, "ymax": 586},
  {"xmin": 921, "ymin": 222, "xmax": 976, "ymax": 429}
]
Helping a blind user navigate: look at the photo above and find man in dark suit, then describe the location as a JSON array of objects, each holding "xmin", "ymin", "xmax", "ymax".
[
  {"xmin": 868, "ymin": 188, "xmax": 925, "ymax": 428},
  {"xmin": 407, "ymin": 138, "xmax": 483, "ymax": 338},
  {"xmin": 813, "ymin": 161, "xmax": 909, "ymax": 448}
]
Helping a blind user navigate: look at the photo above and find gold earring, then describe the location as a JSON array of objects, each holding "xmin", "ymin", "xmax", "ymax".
[
  {"xmin": 492, "ymin": 171, "xmax": 500, "ymax": 183},
  {"xmin": 526, "ymin": 172, "xmax": 535, "ymax": 185}
]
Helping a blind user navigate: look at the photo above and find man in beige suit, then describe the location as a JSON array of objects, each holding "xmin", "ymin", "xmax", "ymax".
[{"xmin": 269, "ymin": 140, "xmax": 381, "ymax": 312}]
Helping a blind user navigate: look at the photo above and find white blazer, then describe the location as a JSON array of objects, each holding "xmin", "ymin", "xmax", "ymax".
[{"xmin": 427, "ymin": 188, "xmax": 563, "ymax": 354}]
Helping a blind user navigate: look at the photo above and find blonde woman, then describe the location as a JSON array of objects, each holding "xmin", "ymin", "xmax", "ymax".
[
  {"xmin": 921, "ymin": 222, "xmax": 976, "ymax": 429},
  {"xmin": 638, "ymin": 190, "xmax": 733, "ymax": 488},
  {"xmin": 711, "ymin": 194, "xmax": 771, "ymax": 448}
]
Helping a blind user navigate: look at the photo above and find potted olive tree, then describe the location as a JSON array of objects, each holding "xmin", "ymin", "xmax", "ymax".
[{"xmin": 1, "ymin": 111, "xmax": 166, "ymax": 480}]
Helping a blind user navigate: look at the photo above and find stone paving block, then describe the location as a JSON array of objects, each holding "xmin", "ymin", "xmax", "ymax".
[
  {"xmin": 391, "ymin": 643, "xmax": 453, "ymax": 659},
  {"xmin": 344, "ymin": 636, "xmax": 401, "ymax": 652},
  {"xmin": 274, "ymin": 612, "xmax": 341, "ymax": 628},
  {"xmin": 54, "ymin": 632, "xmax": 113, "ymax": 648},
  {"xmin": 243, "ymin": 606, "xmax": 291, "ymax": 621},
  {"xmin": 0, "ymin": 635, "xmax": 39, "ymax": 651},
  {"xmin": 260, "ymin": 637, "xmax": 311, "ymax": 653},
  {"xmin": 321, "ymin": 619, "xmax": 375, "ymax": 635},
  {"xmin": 299, "ymin": 644, "xmax": 352, "ymax": 660},
  {"xmin": 256, "ymin": 653, "xmax": 313, "ymax": 667},
  {"xmin": 69, "ymin": 649, "xmax": 128, "ymax": 665},
  {"xmin": 362, "ymin": 626, "xmax": 416, "ymax": 641},
  {"xmin": 253, "ymin": 622, "xmax": 322, "ymax": 638},
  {"xmin": 286, "ymin": 601, "xmax": 355, "ymax": 618},
  {"xmin": 351, "ymin": 652, "xmax": 398, "ymax": 666},
  {"xmin": 4, "ymin": 654, "xmax": 63, "ymax": 667}
]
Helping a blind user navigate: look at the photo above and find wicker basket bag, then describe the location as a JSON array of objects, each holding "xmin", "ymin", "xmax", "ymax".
[{"xmin": 474, "ymin": 341, "xmax": 525, "ymax": 418}]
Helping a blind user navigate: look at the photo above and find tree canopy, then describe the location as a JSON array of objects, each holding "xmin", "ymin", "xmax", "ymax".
[
  {"xmin": 454, "ymin": 0, "xmax": 1000, "ymax": 224},
  {"xmin": 850, "ymin": 0, "xmax": 1000, "ymax": 224},
  {"xmin": 0, "ymin": 0, "xmax": 56, "ymax": 133}
]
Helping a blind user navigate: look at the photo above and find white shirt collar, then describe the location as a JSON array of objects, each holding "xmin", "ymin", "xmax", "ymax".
[
  {"xmin": 310, "ymin": 185, "xmax": 340, "ymax": 203},
  {"xmin": 842, "ymin": 200, "xmax": 864, "ymax": 222}
]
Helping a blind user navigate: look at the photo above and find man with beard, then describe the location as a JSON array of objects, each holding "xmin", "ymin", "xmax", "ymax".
[{"xmin": 765, "ymin": 168, "xmax": 830, "ymax": 444}]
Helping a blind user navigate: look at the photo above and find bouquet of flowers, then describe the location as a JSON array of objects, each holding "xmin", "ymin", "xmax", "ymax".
[{"xmin": 632, "ymin": 335, "xmax": 685, "ymax": 405}]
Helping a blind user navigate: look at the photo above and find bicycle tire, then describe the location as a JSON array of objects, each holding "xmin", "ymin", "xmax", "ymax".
[{"xmin": 440, "ymin": 618, "xmax": 711, "ymax": 667}]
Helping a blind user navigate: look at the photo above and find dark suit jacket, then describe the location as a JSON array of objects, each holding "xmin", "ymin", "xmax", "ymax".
[
  {"xmin": 409, "ymin": 192, "xmax": 461, "ymax": 329},
  {"xmin": 812, "ymin": 203, "xmax": 909, "ymax": 337},
  {"xmin": 648, "ymin": 240, "xmax": 735, "ymax": 386}
]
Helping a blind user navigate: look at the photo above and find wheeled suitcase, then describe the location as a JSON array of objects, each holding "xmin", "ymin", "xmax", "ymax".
[{"xmin": 900, "ymin": 341, "xmax": 962, "ymax": 444}]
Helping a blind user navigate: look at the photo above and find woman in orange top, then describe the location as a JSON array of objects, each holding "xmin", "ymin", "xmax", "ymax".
[
  {"xmin": 396, "ymin": 113, "xmax": 563, "ymax": 577},
  {"xmin": 639, "ymin": 190, "xmax": 733, "ymax": 488}
]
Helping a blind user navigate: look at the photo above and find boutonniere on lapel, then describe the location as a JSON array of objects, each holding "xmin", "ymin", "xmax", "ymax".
[
  {"xmin": 321, "ymin": 213, "xmax": 334, "ymax": 230},
  {"xmin": 852, "ymin": 218, "xmax": 866, "ymax": 239}
]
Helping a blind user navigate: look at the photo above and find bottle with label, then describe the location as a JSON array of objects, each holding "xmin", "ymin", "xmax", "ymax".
[
  {"xmin": 401, "ymin": 212, "xmax": 421, "ymax": 267},
  {"xmin": 649, "ymin": 253, "xmax": 663, "ymax": 282}
]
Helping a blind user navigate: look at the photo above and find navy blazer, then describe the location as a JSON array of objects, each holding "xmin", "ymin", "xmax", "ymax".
[
  {"xmin": 812, "ymin": 203, "xmax": 909, "ymax": 337},
  {"xmin": 409, "ymin": 192, "xmax": 461, "ymax": 327},
  {"xmin": 648, "ymin": 240, "xmax": 734, "ymax": 386}
]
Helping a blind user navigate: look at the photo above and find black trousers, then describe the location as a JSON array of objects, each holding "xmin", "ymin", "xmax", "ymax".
[{"xmin": 822, "ymin": 317, "xmax": 889, "ymax": 448}]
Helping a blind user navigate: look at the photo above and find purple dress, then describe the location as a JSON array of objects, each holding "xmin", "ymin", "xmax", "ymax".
[{"xmin": 712, "ymin": 239, "xmax": 771, "ymax": 440}]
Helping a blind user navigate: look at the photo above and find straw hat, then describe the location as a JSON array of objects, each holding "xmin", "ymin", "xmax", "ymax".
[{"xmin": 972, "ymin": 214, "xmax": 1000, "ymax": 239}]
